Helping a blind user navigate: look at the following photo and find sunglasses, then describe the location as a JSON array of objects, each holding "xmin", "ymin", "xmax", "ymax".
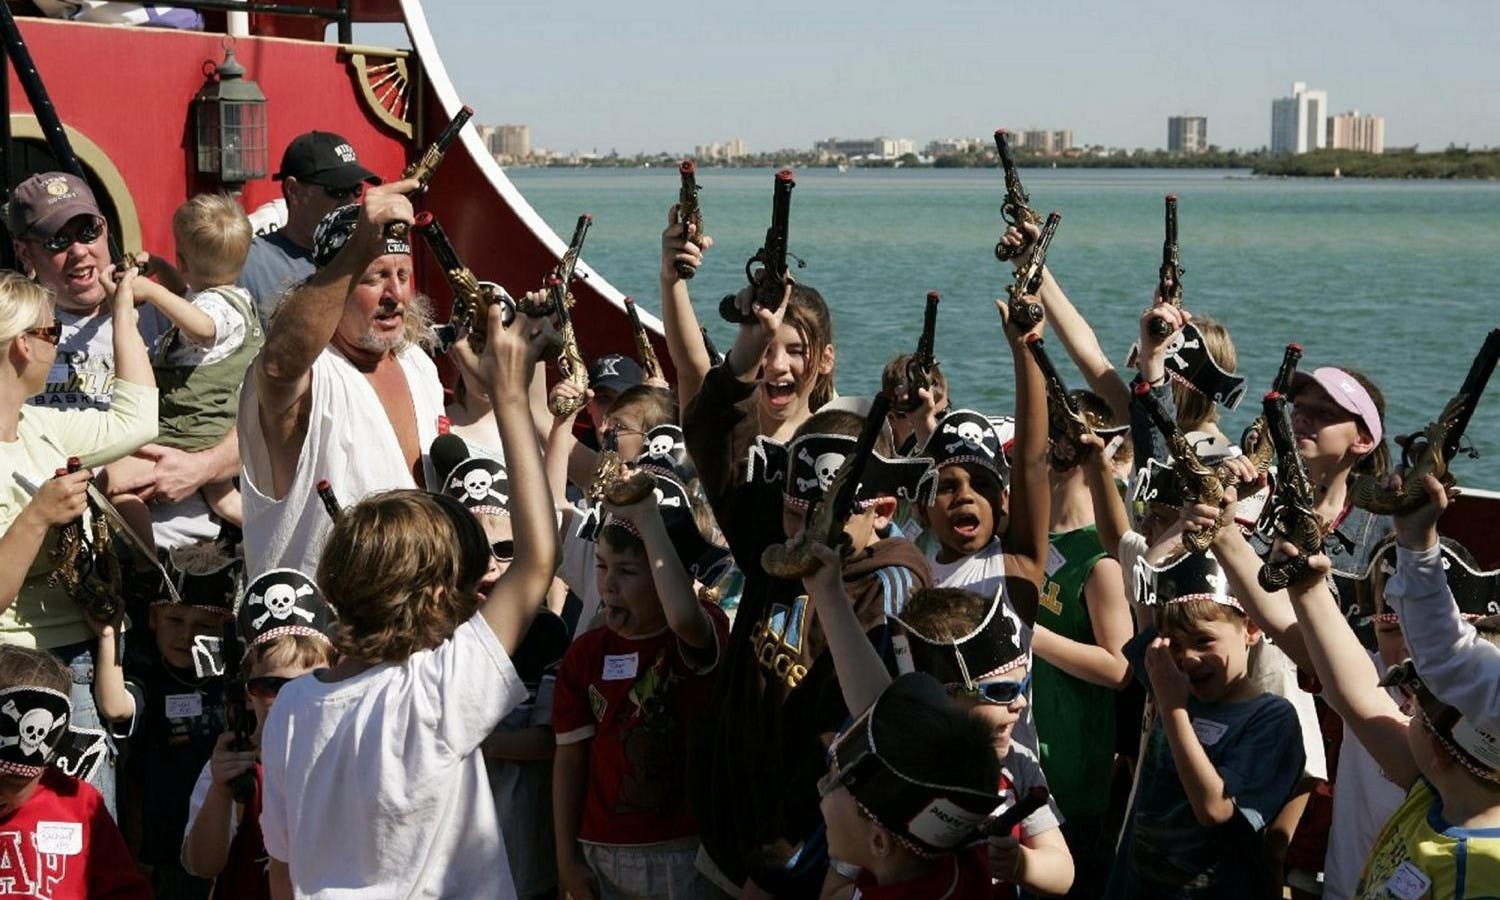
[
  {"xmin": 24, "ymin": 322, "xmax": 63, "ymax": 346},
  {"xmin": 322, "ymin": 185, "xmax": 362, "ymax": 202},
  {"xmin": 40, "ymin": 218, "xmax": 103, "ymax": 253},
  {"xmin": 491, "ymin": 540, "xmax": 514, "ymax": 562},
  {"xmin": 246, "ymin": 675, "xmax": 294, "ymax": 699},
  {"xmin": 947, "ymin": 671, "xmax": 1032, "ymax": 706}
]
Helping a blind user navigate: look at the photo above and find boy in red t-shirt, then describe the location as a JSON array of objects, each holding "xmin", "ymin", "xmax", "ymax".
[
  {"xmin": 0, "ymin": 645, "xmax": 150, "ymax": 899},
  {"xmin": 552, "ymin": 472, "xmax": 731, "ymax": 899}
]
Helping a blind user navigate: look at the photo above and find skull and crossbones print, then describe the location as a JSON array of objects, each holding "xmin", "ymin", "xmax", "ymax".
[
  {"xmin": 446, "ymin": 459, "xmax": 509, "ymax": 510},
  {"xmin": 941, "ymin": 417, "xmax": 995, "ymax": 458},
  {"xmin": 794, "ymin": 446, "xmax": 846, "ymax": 495},
  {"xmin": 0, "ymin": 689, "xmax": 69, "ymax": 764},
  {"xmin": 247, "ymin": 575, "xmax": 318, "ymax": 631}
]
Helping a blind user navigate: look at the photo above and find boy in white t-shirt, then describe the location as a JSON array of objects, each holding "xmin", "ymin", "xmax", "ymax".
[{"xmin": 257, "ymin": 303, "xmax": 557, "ymax": 899}]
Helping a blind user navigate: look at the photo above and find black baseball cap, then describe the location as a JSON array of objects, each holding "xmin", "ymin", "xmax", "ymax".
[
  {"xmin": 588, "ymin": 353, "xmax": 643, "ymax": 396},
  {"xmin": 274, "ymin": 131, "xmax": 380, "ymax": 189}
]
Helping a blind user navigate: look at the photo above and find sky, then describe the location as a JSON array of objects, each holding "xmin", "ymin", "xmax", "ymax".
[{"xmin": 368, "ymin": 0, "xmax": 1500, "ymax": 155}]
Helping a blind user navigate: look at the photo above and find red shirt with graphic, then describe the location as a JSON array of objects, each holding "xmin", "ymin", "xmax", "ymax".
[
  {"xmin": 0, "ymin": 769, "xmax": 150, "ymax": 899},
  {"xmin": 553, "ymin": 600, "xmax": 729, "ymax": 845}
]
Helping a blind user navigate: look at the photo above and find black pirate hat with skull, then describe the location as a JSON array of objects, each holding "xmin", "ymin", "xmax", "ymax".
[
  {"xmin": 635, "ymin": 424, "xmax": 695, "ymax": 485},
  {"xmin": 922, "ymin": 410, "xmax": 1012, "ymax": 485},
  {"xmin": 1357, "ymin": 535, "xmax": 1500, "ymax": 625},
  {"xmin": 443, "ymin": 455, "xmax": 511, "ymax": 518},
  {"xmin": 240, "ymin": 569, "xmax": 335, "ymax": 651},
  {"xmin": 154, "ymin": 534, "xmax": 245, "ymax": 617},
  {"xmin": 747, "ymin": 433, "xmax": 936, "ymax": 511},
  {"xmin": 576, "ymin": 472, "xmax": 731, "ymax": 585},
  {"xmin": 1127, "ymin": 322, "xmax": 1247, "ymax": 411},
  {"xmin": 0, "ymin": 686, "xmax": 71, "ymax": 777},
  {"xmin": 312, "ymin": 204, "xmax": 409, "ymax": 268},
  {"xmin": 891, "ymin": 592, "xmax": 1028, "ymax": 685},
  {"xmin": 1132, "ymin": 549, "xmax": 1239, "ymax": 610}
]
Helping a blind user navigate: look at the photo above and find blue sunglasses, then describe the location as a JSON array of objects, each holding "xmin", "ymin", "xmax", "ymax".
[{"xmin": 948, "ymin": 671, "xmax": 1031, "ymax": 705}]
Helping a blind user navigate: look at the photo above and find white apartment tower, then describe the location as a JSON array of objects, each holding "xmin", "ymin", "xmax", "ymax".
[
  {"xmin": 1327, "ymin": 111, "xmax": 1386, "ymax": 154},
  {"xmin": 1168, "ymin": 116, "xmax": 1208, "ymax": 154},
  {"xmin": 1270, "ymin": 82, "xmax": 1328, "ymax": 155}
]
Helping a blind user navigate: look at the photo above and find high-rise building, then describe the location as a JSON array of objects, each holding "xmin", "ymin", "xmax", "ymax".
[
  {"xmin": 1016, "ymin": 129, "xmax": 1074, "ymax": 155},
  {"xmin": 812, "ymin": 137, "xmax": 914, "ymax": 159},
  {"xmin": 1327, "ymin": 110, "xmax": 1385, "ymax": 154},
  {"xmin": 490, "ymin": 124, "xmax": 531, "ymax": 160},
  {"xmin": 1270, "ymin": 82, "xmax": 1327, "ymax": 155},
  {"xmin": 694, "ymin": 138, "xmax": 747, "ymax": 162},
  {"xmin": 1167, "ymin": 116, "xmax": 1208, "ymax": 154}
]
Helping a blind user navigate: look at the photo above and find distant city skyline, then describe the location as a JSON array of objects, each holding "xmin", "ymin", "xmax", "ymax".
[{"xmin": 365, "ymin": 0, "xmax": 1499, "ymax": 155}]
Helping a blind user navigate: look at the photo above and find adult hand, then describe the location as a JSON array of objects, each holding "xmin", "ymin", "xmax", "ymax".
[
  {"xmin": 1392, "ymin": 473, "xmax": 1452, "ymax": 552},
  {"xmin": 133, "ymin": 444, "xmax": 214, "ymax": 503},
  {"xmin": 208, "ymin": 732, "xmax": 258, "ymax": 792},
  {"xmin": 660, "ymin": 204, "xmax": 713, "ymax": 282},
  {"xmin": 25, "ymin": 467, "xmax": 93, "ymax": 527},
  {"xmin": 351, "ymin": 177, "xmax": 420, "ymax": 253},
  {"xmin": 1144, "ymin": 636, "xmax": 1190, "ymax": 710}
]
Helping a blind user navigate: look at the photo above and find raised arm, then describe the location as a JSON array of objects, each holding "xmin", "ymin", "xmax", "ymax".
[
  {"xmin": 132, "ymin": 278, "xmax": 216, "ymax": 345},
  {"xmin": 1284, "ymin": 549, "xmax": 1418, "ymax": 787},
  {"xmin": 1034, "ymin": 268, "xmax": 1130, "ymax": 421},
  {"xmin": 1080, "ymin": 432, "xmax": 1131, "ymax": 560},
  {"xmin": 610, "ymin": 495, "xmax": 715, "ymax": 651},
  {"xmin": 480, "ymin": 303, "xmax": 560, "ymax": 655},
  {"xmin": 802, "ymin": 543, "xmax": 892, "ymax": 715},
  {"xmin": 253, "ymin": 180, "xmax": 417, "ymax": 455},
  {"xmin": 1203, "ymin": 503, "xmax": 1311, "ymax": 671},
  {"xmin": 659, "ymin": 205, "xmax": 713, "ymax": 409},
  {"xmin": 999, "ymin": 299, "xmax": 1050, "ymax": 625}
]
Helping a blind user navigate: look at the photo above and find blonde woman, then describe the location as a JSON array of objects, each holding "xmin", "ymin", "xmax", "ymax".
[{"xmin": 0, "ymin": 267, "xmax": 157, "ymax": 814}]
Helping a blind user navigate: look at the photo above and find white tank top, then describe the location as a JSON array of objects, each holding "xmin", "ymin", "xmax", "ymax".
[{"xmin": 239, "ymin": 345, "xmax": 443, "ymax": 578}]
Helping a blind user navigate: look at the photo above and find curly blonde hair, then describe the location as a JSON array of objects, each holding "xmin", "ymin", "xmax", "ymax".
[{"xmin": 316, "ymin": 490, "xmax": 490, "ymax": 663}]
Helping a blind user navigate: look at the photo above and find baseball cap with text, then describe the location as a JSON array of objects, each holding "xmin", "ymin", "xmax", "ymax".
[
  {"xmin": 4, "ymin": 172, "xmax": 103, "ymax": 240},
  {"xmin": 274, "ymin": 132, "xmax": 380, "ymax": 189}
]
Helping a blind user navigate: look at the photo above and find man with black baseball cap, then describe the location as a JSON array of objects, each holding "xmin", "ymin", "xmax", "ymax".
[{"xmin": 239, "ymin": 131, "xmax": 380, "ymax": 323}]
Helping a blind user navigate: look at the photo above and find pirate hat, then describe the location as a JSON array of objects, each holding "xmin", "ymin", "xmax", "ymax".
[
  {"xmin": 634, "ymin": 424, "xmax": 695, "ymax": 484},
  {"xmin": 825, "ymin": 673, "xmax": 1003, "ymax": 856},
  {"xmin": 891, "ymin": 592, "xmax": 1028, "ymax": 684},
  {"xmin": 312, "ymin": 204, "xmax": 409, "ymax": 268},
  {"xmin": 1127, "ymin": 322, "xmax": 1247, "ymax": 410},
  {"xmin": 923, "ymin": 409, "xmax": 1011, "ymax": 485},
  {"xmin": 442, "ymin": 454, "xmax": 510, "ymax": 517},
  {"xmin": 155, "ymin": 536, "xmax": 245, "ymax": 616},
  {"xmin": 578, "ymin": 472, "xmax": 731, "ymax": 585},
  {"xmin": 1381, "ymin": 658, "xmax": 1500, "ymax": 784},
  {"xmin": 1360, "ymin": 535, "xmax": 1500, "ymax": 625},
  {"xmin": 748, "ymin": 432, "xmax": 936, "ymax": 511},
  {"xmin": 240, "ymin": 569, "xmax": 335, "ymax": 651},
  {"xmin": 1132, "ymin": 549, "xmax": 1239, "ymax": 610},
  {"xmin": 0, "ymin": 686, "xmax": 71, "ymax": 778}
]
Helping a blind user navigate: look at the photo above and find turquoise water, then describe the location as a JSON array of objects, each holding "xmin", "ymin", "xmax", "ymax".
[{"xmin": 507, "ymin": 167, "xmax": 1500, "ymax": 483}]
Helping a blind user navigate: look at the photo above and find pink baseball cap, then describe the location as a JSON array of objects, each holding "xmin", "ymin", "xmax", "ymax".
[{"xmin": 1290, "ymin": 367, "xmax": 1383, "ymax": 445}]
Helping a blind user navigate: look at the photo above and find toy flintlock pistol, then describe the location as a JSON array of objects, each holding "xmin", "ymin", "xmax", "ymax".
[
  {"xmin": 220, "ymin": 619, "xmax": 257, "ymax": 804},
  {"xmin": 700, "ymin": 326, "xmax": 725, "ymax": 368},
  {"xmin": 1134, "ymin": 382, "xmax": 1239, "ymax": 552},
  {"xmin": 762, "ymin": 393, "xmax": 892, "ymax": 580},
  {"xmin": 589, "ymin": 431, "xmax": 657, "ymax": 508},
  {"xmin": 1006, "ymin": 211, "xmax": 1060, "ymax": 332},
  {"xmin": 892, "ymin": 291, "xmax": 941, "ymax": 415},
  {"xmin": 1257, "ymin": 385, "xmax": 1327, "ymax": 591},
  {"xmin": 1350, "ymin": 328, "xmax": 1500, "ymax": 515},
  {"xmin": 624, "ymin": 296, "xmax": 664, "ymax": 384},
  {"xmin": 675, "ymin": 159, "xmax": 702, "ymax": 280},
  {"xmin": 535, "ymin": 214, "xmax": 594, "ymax": 418},
  {"xmin": 1238, "ymin": 342, "xmax": 1304, "ymax": 475},
  {"xmin": 386, "ymin": 104, "xmax": 474, "ymax": 239},
  {"xmin": 414, "ymin": 211, "xmax": 516, "ymax": 354},
  {"xmin": 45, "ymin": 457, "xmax": 126, "ymax": 624},
  {"xmin": 1149, "ymin": 195, "xmax": 1185, "ymax": 340},
  {"xmin": 316, "ymin": 479, "xmax": 342, "ymax": 521},
  {"xmin": 1025, "ymin": 334, "xmax": 1117, "ymax": 466},
  {"xmin": 993, "ymin": 129, "xmax": 1042, "ymax": 262},
  {"xmin": 720, "ymin": 168, "xmax": 801, "ymax": 324}
]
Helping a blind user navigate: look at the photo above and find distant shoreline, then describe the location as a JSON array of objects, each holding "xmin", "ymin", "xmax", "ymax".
[{"xmin": 514, "ymin": 148, "xmax": 1500, "ymax": 180}]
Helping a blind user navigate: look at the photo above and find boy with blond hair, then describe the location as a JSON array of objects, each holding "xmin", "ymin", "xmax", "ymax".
[{"xmin": 106, "ymin": 193, "xmax": 264, "ymax": 531}]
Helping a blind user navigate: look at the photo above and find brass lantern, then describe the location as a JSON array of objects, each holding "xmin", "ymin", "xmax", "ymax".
[{"xmin": 193, "ymin": 40, "xmax": 268, "ymax": 185}]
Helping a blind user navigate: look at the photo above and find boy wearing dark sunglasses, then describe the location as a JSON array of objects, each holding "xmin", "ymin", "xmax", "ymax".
[{"xmin": 181, "ymin": 568, "xmax": 335, "ymax": 898}]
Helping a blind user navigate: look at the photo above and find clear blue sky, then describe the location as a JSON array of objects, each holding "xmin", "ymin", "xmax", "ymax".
[{"xmin": 378, "ymin": 0, "xmax": 1499, "ymax": 155}]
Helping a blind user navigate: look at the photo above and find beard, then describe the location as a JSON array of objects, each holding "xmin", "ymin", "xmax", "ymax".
[{"xmin": 355, "ymin": 328, "xmax": 404, "ymax": 354}]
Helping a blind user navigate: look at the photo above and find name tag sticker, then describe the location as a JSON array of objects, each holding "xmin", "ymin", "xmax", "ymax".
[
  {"xmin": 34, "ymin": 821, "xmax": 82, "ymax": 856},
  {"xmin": 602, "ymin": 653, "xmax": 639, "ymax": 681},
  {"xmin": 1385, "ymin": 860, "xmax": 1431, "ymax": 900},
  {"xmin": 1045, "ymin": 545, "xmax": 1067, "ymax": 578},
  {"xmin": 1190, "ymin": 717, "xmax": 1228, "ymax": 747},
  {"xmin": 165, "ymin": 692, "xmax": 203, "ymax": 719}
]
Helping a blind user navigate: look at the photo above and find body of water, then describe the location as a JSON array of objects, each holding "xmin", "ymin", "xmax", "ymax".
[{"xmin": 507, "ymin": 166, "xmax": 1500, "ymax": 483}]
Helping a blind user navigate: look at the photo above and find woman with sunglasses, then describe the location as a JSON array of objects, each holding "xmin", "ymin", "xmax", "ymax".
[{"xmin": 0, "ymin": 268, "xmax": 157, "ymax": 814}]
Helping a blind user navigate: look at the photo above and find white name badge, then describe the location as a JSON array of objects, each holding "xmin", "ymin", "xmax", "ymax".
[
  {"xmin": 1044, "ymin": 545, "xmax": 1067, "ymax": 578},
  {"xmin": 164, "ymin": 692, "xmax": 204, "ymax": 719},
  {"xmin": 1384, "ymin": 860, "xmax": 1432, "ymax": 900},
  {"xmin": 602, "ymin": 653, "xmax": 639, "ymax": 681},
  {"xmin": 34, "ymin": 821, "xmax": 82, "ymax": 856},
  {"xmin": 1190, "ymin": 717, "xmax": 1228, "ymax": 747}
]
